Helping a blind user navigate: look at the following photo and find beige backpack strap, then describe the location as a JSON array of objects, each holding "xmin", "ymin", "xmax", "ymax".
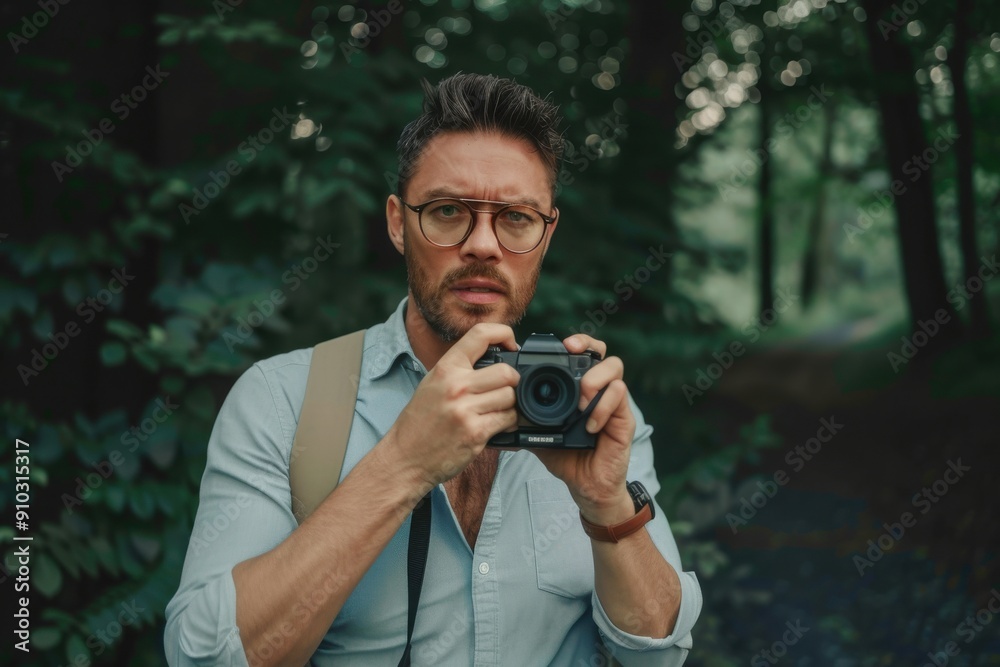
[{"xmin": 290, "ymin": 329, "xmax": 367, "ymax": 524}]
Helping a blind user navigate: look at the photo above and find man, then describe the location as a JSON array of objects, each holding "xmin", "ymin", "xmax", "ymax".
[{"xmin": 164, "ymin": 73, "xmax": 701, "ymax": 666}]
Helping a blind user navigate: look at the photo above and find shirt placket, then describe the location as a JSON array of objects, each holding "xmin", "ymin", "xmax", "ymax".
[{"xmin": 471, "ymin": 452, "xmax": 507, "ymax": 667}]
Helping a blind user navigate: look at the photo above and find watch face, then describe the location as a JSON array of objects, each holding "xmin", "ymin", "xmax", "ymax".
[{"xmin": 627, "ymin": 481, "xmax": 654, "ymax": 519}]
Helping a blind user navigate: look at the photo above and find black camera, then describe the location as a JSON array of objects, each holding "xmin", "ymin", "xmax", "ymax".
[{"xmin": 474, "ymin": 333, "xmax": 604, "ymax": 448}]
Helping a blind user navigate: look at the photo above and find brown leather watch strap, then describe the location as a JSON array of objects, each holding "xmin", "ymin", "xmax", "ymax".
[{"xmin": 580, "ymin": 504, "xmax": 653, "ymax": 543}]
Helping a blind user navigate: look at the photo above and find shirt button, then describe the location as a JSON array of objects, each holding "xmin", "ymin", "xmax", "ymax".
[{"xmin": 478, "ymin": 562, "xmax": 490, "ymax": 575}]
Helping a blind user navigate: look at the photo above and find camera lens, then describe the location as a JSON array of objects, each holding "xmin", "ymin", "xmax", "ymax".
[
  {"xmin": 517, "ymin": 364, "xmax": 579, "ymax": 426},
  {"xmin": 533, "ymin": 380, "xmax": 559, "ymax": 406}
]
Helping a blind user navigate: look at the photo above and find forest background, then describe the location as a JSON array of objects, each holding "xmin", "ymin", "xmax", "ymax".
[{"xmin": 2, "ymin": 0, "xmax": 999, "ymax": 664}]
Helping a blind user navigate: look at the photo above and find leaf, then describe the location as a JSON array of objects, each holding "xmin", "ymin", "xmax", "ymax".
[
  {"xmin": 33, "ymin": 424, "xmax": 63, "ymax": 464},
  {"xmin": 106, "ymin": 318, "xmax": 144, "ymax": 340},
  {"xmin": 100, "ymin": 341, "xmax": 127, "ymax": 366},
  {"xmin": 129, "ymin": 488, "xmax": 155, "ymax": 519},
  {"xmin": 131, "ymin": 534, "xmax": 162, "ymax": 562},
  {"xmin": 77, "ymin": 544, "xmax": 99, "ymax": 578},
  {"xmin": 147, "ymin": 431, "xmax": 179, "ymax": 469},
  {"xmin": 91, "ymin": 537, "xmax": 120, "ymax": 577},
  {"xmin": 105, "ymin": 485, "xmax": 126, "ymax": 513},
  {"xmin": 33, "ymin": 627, "xmax": 62, "ymax": 651},
  {"xmin": 65, "ymin": 634, "xmax": 88, "ymax": 665},
  {"xmin": 49, "ymin": 543, "xmax": 81, "ymax": 579},
  {"xmin": 117, "ymin": 535, "xmax": 144, "ymax": 578},
  {"xmin": 0, "ymin": 284, "xmax": 38, "ymax": 317},
  {"xmin": 35, "ymin": 553, "xmax": 63, "ymax": 597},
  {"xmin": 31, "ymin": 308, "xmax": 53, "ymax": 340}
]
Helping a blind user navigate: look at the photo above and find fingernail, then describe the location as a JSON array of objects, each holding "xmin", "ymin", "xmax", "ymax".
[{"xmin": 586, "ymin": 418, "xmax": 597, "ymax": 433}]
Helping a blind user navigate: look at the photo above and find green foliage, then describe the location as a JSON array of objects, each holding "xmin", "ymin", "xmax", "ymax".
[{"xmin": 4, "ymin": 0, "xmax": 999, "ymax": 664}]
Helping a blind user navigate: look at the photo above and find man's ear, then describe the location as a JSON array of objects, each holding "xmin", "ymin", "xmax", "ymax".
[
  {"xmin": 540, "ymin": 208, "xmax": 559, "ymax": 260},
  {"xmin": 386, "ymin": 195, "xmax": 405, "ymax": 255}
]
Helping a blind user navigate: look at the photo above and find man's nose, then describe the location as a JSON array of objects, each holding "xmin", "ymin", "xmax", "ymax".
[{"xmin": 459, "ymin": 210, "xmax": 503, "ymax": 260}]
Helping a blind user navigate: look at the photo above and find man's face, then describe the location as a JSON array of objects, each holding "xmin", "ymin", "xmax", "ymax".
[{"xmin": 387, "ymin": 131, "xmax": 558, "ymax": 341}]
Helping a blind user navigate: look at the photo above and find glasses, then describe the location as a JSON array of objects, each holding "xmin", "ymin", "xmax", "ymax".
[{"xmin": 398, "ymin": 196, "xmax": 557, "ymax": 254}]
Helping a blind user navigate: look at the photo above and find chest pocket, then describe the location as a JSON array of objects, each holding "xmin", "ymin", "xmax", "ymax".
[{"xmin": 526, "ymin": 477, "xmax": 594, "ymax": 599}]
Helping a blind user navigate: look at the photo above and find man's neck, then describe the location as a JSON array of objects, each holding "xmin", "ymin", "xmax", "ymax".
[{"xmin": 404, "ymin": 293, "xmax": 453, "ymax": 371}]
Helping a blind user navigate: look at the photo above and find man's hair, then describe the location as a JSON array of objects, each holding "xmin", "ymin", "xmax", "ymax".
[{"xmin": 395, "ymin": 72, "xmax": 565, "ymax": 202}]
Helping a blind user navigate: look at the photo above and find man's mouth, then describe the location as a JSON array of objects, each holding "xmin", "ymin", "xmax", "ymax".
[{"xmin": 450, "ymin": 279, "xmax": 506, "ymax": 304}]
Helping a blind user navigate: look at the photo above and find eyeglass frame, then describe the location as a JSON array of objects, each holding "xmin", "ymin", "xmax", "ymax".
[{"xmin": 396, "ymin": 195, "xmax": 558, "ymax": 254}]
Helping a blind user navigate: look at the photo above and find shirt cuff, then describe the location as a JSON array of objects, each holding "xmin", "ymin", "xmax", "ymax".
[
  {"xmin": 592, "ymin": 569, "xmax": 702, "ymax": 654},
  {"xmin": 167, "ymin": 569, "xmax": 250, "ymax": 666}
]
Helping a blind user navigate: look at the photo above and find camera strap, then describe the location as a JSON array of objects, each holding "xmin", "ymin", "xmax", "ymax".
[
  {"xmin": 398, "ymin": 492, "xmax": 432, "ymax": 667},
  {"xmin": 570, "ymin": 386, "xmax": 608, "ymax": 429}
]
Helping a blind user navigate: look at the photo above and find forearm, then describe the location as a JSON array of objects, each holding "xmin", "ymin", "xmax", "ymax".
[
  {"xmin": 232, "ymin": 435, "xmax": 426, "ymax": 667},
  {"xmin": 592, "ymin": 531, "xmax": 682, "ymax": 639},
  {"xmin": 584, "ymin": 496, "xmax": 681, "ymax": 639}
]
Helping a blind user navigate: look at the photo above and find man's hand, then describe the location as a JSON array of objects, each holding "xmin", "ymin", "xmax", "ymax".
[
  {"xmin": 382, "ymin": 323, "xmax": 521, "ymax": 494},
  {"xmin": 529, "ymin": 334, "xmax": 637, "ymax": 526}
]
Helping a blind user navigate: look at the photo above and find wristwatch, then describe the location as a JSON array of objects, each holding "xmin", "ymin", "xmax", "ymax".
[{"xmin": 579, "ymin": 481, "xmax": 655, "ymax": 543}]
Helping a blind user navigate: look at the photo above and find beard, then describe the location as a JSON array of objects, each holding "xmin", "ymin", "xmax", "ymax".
[{"xmin": 404, "ymin": 226, "xmax": 542, "ymax": 342}]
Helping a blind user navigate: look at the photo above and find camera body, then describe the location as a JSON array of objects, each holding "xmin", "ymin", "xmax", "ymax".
[{"xmin": 474, "ymin": 333, "xmax": 603, "ymax": 448}]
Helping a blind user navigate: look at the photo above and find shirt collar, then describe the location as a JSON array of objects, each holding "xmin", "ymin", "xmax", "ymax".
[{"xmin": 365, "ymin": 296, "xmax": 427, "ymax": 381}]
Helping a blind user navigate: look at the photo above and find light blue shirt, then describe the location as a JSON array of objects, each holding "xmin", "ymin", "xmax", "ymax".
[{"xmin": 164, "ymin": 296, "xmax": 701, "ymax": 666}]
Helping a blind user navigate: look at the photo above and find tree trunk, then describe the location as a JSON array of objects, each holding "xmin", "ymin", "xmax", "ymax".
[
  {"xmin": 948, "ymin": 0, "xmax": 990, "ymax": 336},
  {"xmin": 801, "ymin": 103, "xmax": 836, "ymax": 308},
  {"xmin": 614, "ymin": 0, "xmax": 686, "ymax": 317},
  {"xmin": 758, "ymin": 91, "xmax": 775, "ymax": 314},
  {"xmin": 861, "ymin": 0, "xmax": 959, "ymax": 336}
]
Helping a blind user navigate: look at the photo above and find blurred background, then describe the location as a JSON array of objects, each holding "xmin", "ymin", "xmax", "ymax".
[{"xmin": 2, "ymin": 0, "xmax": 999, "ymax": 664}]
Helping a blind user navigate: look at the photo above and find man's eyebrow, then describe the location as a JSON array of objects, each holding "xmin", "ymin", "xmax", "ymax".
[{"xmin": 420, "ymin": 187, "xmax": 547, "ymax": 210}]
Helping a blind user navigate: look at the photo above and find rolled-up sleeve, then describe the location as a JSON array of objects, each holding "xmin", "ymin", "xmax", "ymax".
[
  {"xmin": 592, "ymin": 392, "xmax": 703, "ymax": 666},
  {"xmin": 164, "ymin": 364, "xmax": 298, "ymax": 667}
]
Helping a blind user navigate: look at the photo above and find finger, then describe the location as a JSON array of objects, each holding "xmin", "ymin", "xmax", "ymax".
[
  {"xmin": 449, "ymin": 322, "xmax": 518, "ymax": 366},
  {"xmin": 469, "ymin": 385, "xmax": 517, "ymax": 415},
  {"xmin": 585, "ymin": 379, "xmax": 629, "ymax": 434},
  {"xmin": 578, "ymin": 356, "xmax": 624, "ymax": 410},
  {"xmin": 467, "ymin": 361, "xmax": 521, "ymax": 393},
  {"xmin": 482, "ymin": 407, "xmax": 518, "ymax": 439},
  {"xmin": 562, "ymin": 333, "xmax": 607, "ymax": 360}
]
